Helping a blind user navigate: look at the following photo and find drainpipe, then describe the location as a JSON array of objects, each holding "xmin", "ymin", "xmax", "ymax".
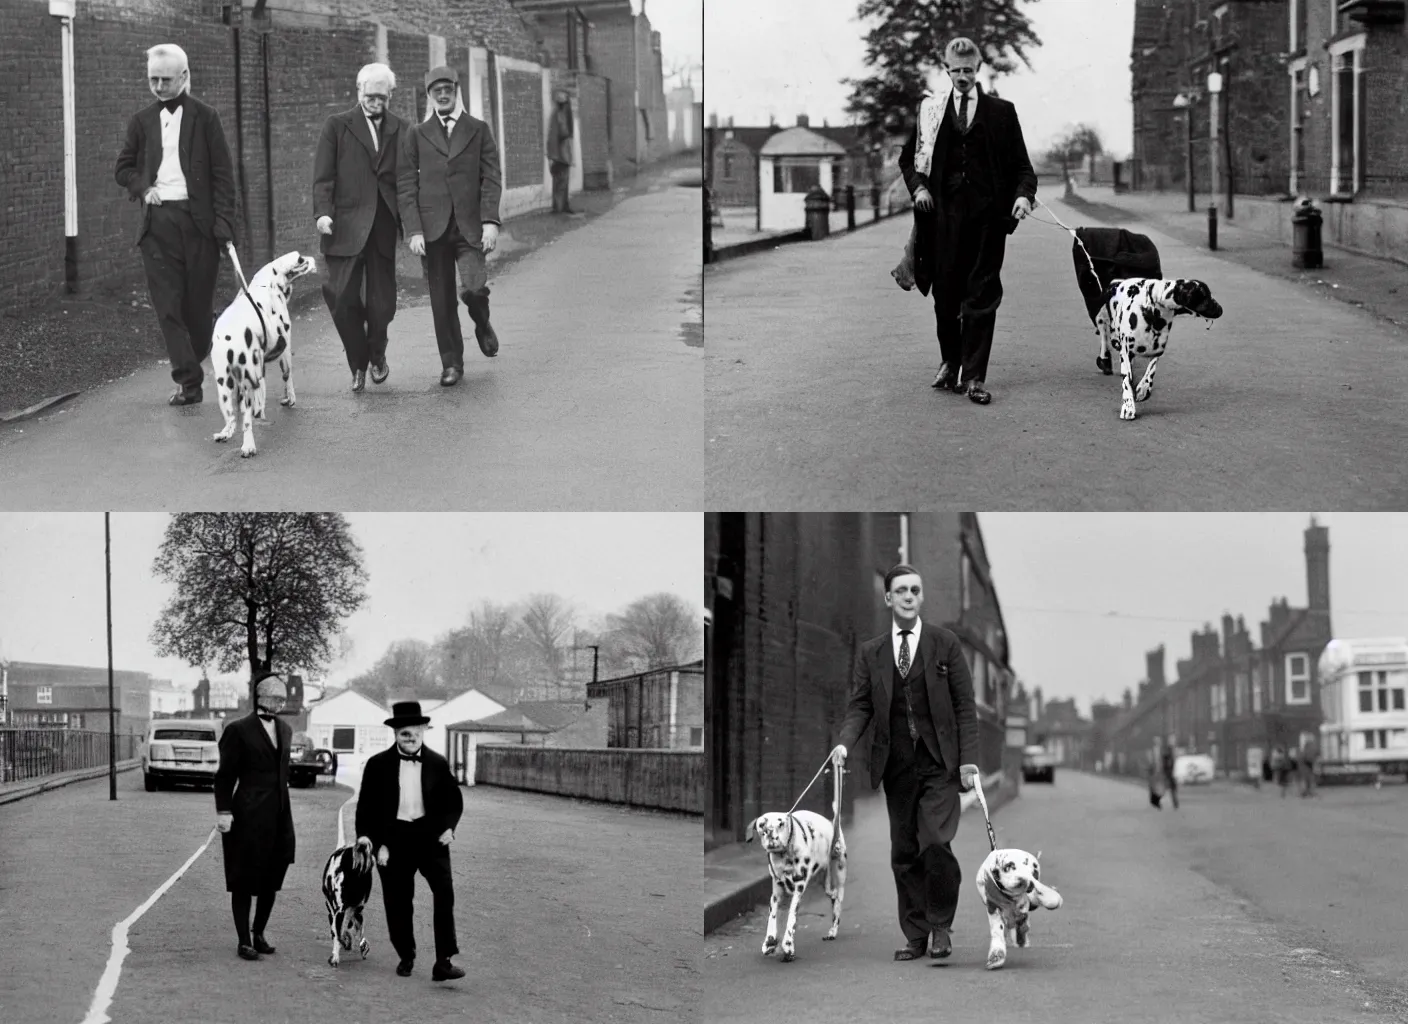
[
  {"xmin": 668, "ymin": 670, "xmax": 678, "ymax": 749},
  {"xmin": 51, "ymin": 0, "xmax": 79, "ymax": 292}
]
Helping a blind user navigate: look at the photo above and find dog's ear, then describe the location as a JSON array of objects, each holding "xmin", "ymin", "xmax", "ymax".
[{"xmin": 744, "ymin": 818, "xmax": 757, "ymax": 842}]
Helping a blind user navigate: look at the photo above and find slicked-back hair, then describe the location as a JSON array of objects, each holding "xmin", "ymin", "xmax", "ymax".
[{"xmin": 884, "ymin": 564, "xmax": 922, "ymax": 593}]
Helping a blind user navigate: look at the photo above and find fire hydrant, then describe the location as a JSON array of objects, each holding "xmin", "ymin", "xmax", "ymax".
[
  {"xmin": 804, "ymin": 186, "xmax": 832, "ymax": 241},
  {"xmin": 1292, "ymin": 197, "xmax": 1324, "ymax": 269}
]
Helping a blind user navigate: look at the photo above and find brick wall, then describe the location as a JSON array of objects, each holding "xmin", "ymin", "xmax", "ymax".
[
  {"xmin": 476, "ymin": 746, "xmax": 703, "ymax": 813},
  {"xmin": 570, "ymin": 71, "xmax": 612, "ymax": 190},
  {"xmin": 589, "ymin": 12, "xmax": 639, "ymax": 176},
  {"xmin": 499, "ymin": 67, "xmax": 542, "ymax": 188},
  {"xmin": 707, "ymin": 134, "xmax": 760, "ymax": 206},
  {"xmin": 635, "ymin": 17, "xmax": 668, "ymax": 163}
]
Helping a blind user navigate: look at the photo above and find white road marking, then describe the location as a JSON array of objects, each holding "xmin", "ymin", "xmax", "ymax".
[{"xmin": 81, "ymin": 827, "xmax": 219, "ymax": 1024}]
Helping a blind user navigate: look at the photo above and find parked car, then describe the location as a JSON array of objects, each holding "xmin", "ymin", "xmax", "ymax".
[
  {"xmin": 142, "ymin": 719, "xmax": 222, "ymax": 791},
  {"xmin": 288, "ymin": 732, "xmax": 338, "ymax": 787},
  {"xmin": 1172, "ymin": 753, "xmax": 1215, "ymax": 785},
  {"xmin": 1022, "ymin": 744, "xmax": 1056, "ymax": 783}
]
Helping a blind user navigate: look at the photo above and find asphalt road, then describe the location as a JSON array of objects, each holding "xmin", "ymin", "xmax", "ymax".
[
  {"xmin": 0, "ymin": 770, "xmax": 700, "ymax": 1024},
  {"xmin": 703, "ymin": 771, "xmax": 1408, "ymax": 1024},
  {"xmin": 0, "ymin": 175, "xmax": 702, "ymax": 511},
  {"xmin": 704, "ymin": 199, "xmax": 1408, "ymax": 509}
]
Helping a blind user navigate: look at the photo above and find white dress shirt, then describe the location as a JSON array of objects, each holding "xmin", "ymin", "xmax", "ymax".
[
  {"xmin": 951, "ymin": 88, "xmax": 974, "ymax": 133},
  {"xmin": 396, "ymin": 754, "xmax": 426, "ymax": 821},
  {"xmin": 364, "ymin": 110, "xmax": 381, "ymax": 152},
  {"xmin": 439, "ymin": 113, "xmax": 457, "ymax": 138},
  {"xmin": 258, "ymin": 714, "xmax": 278, "ymax": 749},
  {"xmin": 155, "ymin": 104, "xmax": 190, "ymax": 201},
  {"xmin": 891, "ymin": 619, "xmax": 922, "ymax": 674}
]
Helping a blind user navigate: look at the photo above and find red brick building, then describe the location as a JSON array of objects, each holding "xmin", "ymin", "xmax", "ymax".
[
  {"xmin": 705, "ymin": 513, "xmax": 1017, "ymax": 851},
  {"xmin": 2, "ymin": 0, "xmax": 564, "ymax": 315}
]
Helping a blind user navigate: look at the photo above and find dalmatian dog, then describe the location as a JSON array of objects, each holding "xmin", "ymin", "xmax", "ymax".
[
  {"xmin": 211, "ymin": 251, "xmax": 316, "ymax": 457},
  {"xmin": 975, "ymin": 847, "xmax": 1063, "ymax": 971},
  {"xmin": 745, "ymin": 807, "xmax": 846, "ymax": 962},
  {"xmin": 1093, "ymin": 278, "xmax": 1223, "ymax": 420},
  {"xmin": 321, "ymin": 836, "xmax": 375, "ymax": 967}
]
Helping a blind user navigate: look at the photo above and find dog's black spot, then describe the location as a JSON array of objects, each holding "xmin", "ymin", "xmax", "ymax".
[
  {"xmin": 1128, "ymin": 311, "xmax": 1138, "ymax": 330},
  {"xmin": 227, "ymin": 350, "xmax": 235, "ymax": 363},
  {"xmin": 1144, "ymin": 306, "xmax": 1168, "ymax": 332},
  {"xmin": 244, "ymin": 327, "xmax": 253, "ymax": 345},
  {"xmin": 238, "ymin": 352, "xmax": 246, "ymax": 365},
  {"xmin": 1136, "ymin": 344, "xmax": 1146, "ymax": 353},
  {"xmin": 216, "ymin": 376, "xmax": 224, "ymax": 387}
]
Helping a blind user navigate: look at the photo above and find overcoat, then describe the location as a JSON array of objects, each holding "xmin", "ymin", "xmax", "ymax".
[
  {"xmin": 837, "ymin": 622, "xmax": 980, "ymax": 791},
  {"xmin": 397, "ymin": 113, "xmax": 503, "ymax": 245},
  {"xmin": 213, "ymin": 712, "xmax": 296, "ymax": 893},
  {"xmin": 311, "ymin": 105, "xmax": 406, "ymax": 258},
  {"xmin": 354, "ymin": 744, "xmax": 464, "ymax": 852},
  {"xmin": 113, "ymin": 93, "xmax": 237, "ymax": 247}
]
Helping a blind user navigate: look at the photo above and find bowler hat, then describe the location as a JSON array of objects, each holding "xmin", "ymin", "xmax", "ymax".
[
  {"xmin": 424, "ymin": 65, "xmax": 459, "ymax": 92},
  {"xmin": 385, "ymin": 700, "xmax": 431, "ymax": 728}
]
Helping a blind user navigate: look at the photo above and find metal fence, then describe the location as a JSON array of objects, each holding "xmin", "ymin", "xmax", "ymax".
[{"xmin": 0, "ymin": 728, "xmax": 140, "ymax": 784}]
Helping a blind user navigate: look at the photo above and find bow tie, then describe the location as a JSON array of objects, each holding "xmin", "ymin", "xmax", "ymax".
[
  {"xmin": 258, "ymin": 713, "xmax": 275, "ymax": 722},
  {"xmin": 397, "ymin": 750, "xmax": 422, "ymax": 762},
  {"xmin": 367, "ymin": 113, "xmax": 384, "ymax": 123},
  {"xmin": 161, "ymin": 98, "xmax": 182, "ymax": 114}
]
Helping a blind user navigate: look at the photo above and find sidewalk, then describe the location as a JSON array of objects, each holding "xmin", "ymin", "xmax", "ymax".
[
  {"xmin": 1064, "ymin": 185, "xmax": 1408, "ymax": 331},
  {"xmin": 705, "ymin": 769, "xmax": 1014, "ymax": 934},
  {"xmin": 0, "ymin": 758, "xmax": 139, "ymax": 806}
]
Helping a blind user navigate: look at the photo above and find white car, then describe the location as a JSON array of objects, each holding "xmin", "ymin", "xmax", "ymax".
[
  {"xmin": 142, "ymin": 719, "xmax": 223, "ymax": 791},
  {"xmin": 1172, "ymin": 753, "xmax": 1215, "ymax": 785}
]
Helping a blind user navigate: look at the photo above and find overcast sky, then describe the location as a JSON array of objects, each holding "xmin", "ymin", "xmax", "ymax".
[
  {"xmin": 640, "ymin": 0, "xmax": 703, "ymax": 90},
  {"xmin": 977, "ymin": 513, "xmax": 1408, "ymax": 715},
  {"xmin": 0, "ymin": 513, "xmax": 702, "ymax": 688},
  {"xmin": 704, "ymin": 0, "xmax": 1135, "ymax": 158}
]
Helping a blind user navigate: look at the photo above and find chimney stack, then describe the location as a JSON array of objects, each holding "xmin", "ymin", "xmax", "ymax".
[
  {"xmin": 1146, "ymin": 645, "xmax": 1166, "ymax": 689},
  {"xmin": 797, "ymin": 114, "xmax": 810, "ymax": 128},
  {"xmin": 709, "ymin": 112, "xmax": 718, "ymax": 128},
  {"xmin": 1305, "ymin": 517, "xmax": 1330, "ymax": 613}
]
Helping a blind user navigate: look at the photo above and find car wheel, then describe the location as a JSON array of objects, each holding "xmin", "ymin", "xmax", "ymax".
[{"xmin": 144, "ymin": 772, "xmax": 157, "ymax": 792}]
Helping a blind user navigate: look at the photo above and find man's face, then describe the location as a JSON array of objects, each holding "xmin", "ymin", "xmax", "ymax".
[
  {"xmin": 397, "ymin": 726, "xmax": 425, "ymax": 754},
  {"xmin": 945, "ymin": 55, "xmax": 980, "ymax": 94},
  {"xmin": 885, "ymin": 573, "xmax": 924, "ymax": 621},
  {"xmin": 359, "ymin": 79, "xmax": 391, "ymax": 118},
  {"xmin": 429, "ymin": 81, "xmax": 457, "ymax": 114},
  {"xmin": 255, "ymin": 678, "xmax": 287, "ymax": 715},
  {"xmin": 148, "ymin": 57, "xmax": 187, "ymax": 102}
]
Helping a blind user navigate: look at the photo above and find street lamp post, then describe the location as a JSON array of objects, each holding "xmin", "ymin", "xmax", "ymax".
[
  {"xmin": 1173, "ymin": 93, "xmax": 1196, "ymax": 212},
  {"xmin": 1207, "ymin": 71, "xmax": 1229, "ymax": 218}
]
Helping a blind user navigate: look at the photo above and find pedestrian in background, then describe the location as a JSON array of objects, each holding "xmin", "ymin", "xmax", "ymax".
[
  {"xmin": 114, "ymin": 43, "xmax": 237, "ymax": 407},
  {"xmin": 1160, "ymin": 740, "xmax": 1179, "ymax": 810},
  {"xmin": 214, "ymin": 671, "xmax": 296, "ymax": 961},
  {"xmin": 1299, "ymin": 737, "xmax": 1319, "ymax": 797},
  {"xmin": 546, "ymin": 88, "xmax": 580, "ymax": 216},
  {"xmin": 313, "ymin": 62, "xmax": 405, "ymax": 393},
  {"xmin": 1284, "ymin": 746, "xmax": 1299, "ymax": 798},
  {"xmin": 1146, "ymin": 755, "xmax": 1164, "ymax": 809},
  {"xmin": 832, "ymin": 564, "xmax": 981, "ymax": 962},
  {"xmin": 398, "ymin": 65, "xmax": 503, "ymax": 387}
]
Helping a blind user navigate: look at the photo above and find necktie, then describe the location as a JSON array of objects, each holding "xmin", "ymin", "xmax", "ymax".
[
  {"xmin": 898, "ymin": 630, "xmax": 919, "ymax": 741},
  {"xmin": 958, "ymin": 94, "xmax": 969, "ymax": 134},
  {"xmin": 440, "ymin": 116, "xmax": 454, "ymax": 141},
  {"xmin": 898, "ymin": 630, "xmax": 912, "ymax": 677}
]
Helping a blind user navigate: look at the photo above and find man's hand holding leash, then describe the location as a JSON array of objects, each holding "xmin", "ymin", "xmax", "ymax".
[
  {"xmin": 913, "ymin": 186, "xmax": 935, "ymax": 214},
  {"xmin": 1011, "ymin": 196, "xmax": 1032, "ymax": 222},
  {"xmin": 959, "ymin": 764, "xmax": 980, "ymax": 790},
  {"xmin": 216, "ymin": 811, "xmax": 233, "ymax": 833}
]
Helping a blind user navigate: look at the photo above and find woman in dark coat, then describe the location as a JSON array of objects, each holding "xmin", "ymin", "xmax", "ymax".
[{"xmin": 214, "ymin": 670, "xmax": 296, "ymax": 960}]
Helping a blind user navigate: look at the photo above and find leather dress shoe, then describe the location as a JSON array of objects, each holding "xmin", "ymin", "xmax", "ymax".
[
  {"xmin": 894, "ymin": 938, "xmax": 927, "ymax": 962},
  {"xmin": 237, "ymin": 944, "xmax": 260, "ymax": 961},
  {"xmin": 252, "ymin": 933, "xmax": 276, "ymax": 955},
  {"xmin": 439, "ymin": 366, "xmax": 463, "ymax": 387},
  {"xmin": 432, "ymin": 959, "xmax": 466, "ymax": 982},
  {"xmin": 930, "ymin": 362, "xmax": 959, "ymax": 391},
  {"xmin": 370, "ymin": 359, "xmax": 390, "ymax": 384},
  {"xmin": 929, "ymin": 930, "xmax": 952, "ymax": 959},
  {"xmin": 967, "ymin": 382, "xmax": 992, "ymax": 405},
  {"xmin": 396, "ymin": 959, "xmax": 414, "ymax": 977},
  {"xmin": 169, "ymin": 388, "xmax": 202, "ymax": 406},
  {"xmin": 475, "ymin": 321, "xmax": 499, "ymax": 358},
  {"xmin": 351, "ymin": 369, "xmax": 366, "ymax": 393}
]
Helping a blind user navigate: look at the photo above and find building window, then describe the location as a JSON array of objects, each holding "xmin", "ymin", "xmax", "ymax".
[
  {"xmin": 1395, "ymin": 685, "xmax": 1406, "ymax": 711},
  {"xmin": 331, "ymin": 727, "xmax": 356, "ymax": 752},
  {"xmin": 1252, "ymin": 663, "xmax": 1263, "ymax": 712},
  {"xmin": 37, "ymin": 686, "xmax": 52, "ymax": 705},
  {"xmin": 1286, "ymin": 653, "xmax": 1310, "ymax": 704},
  {"xmin": 1329, "ymin": 38, "xmax": 1365, "ymax": 196},
  {"xmin": 1359, "ymin": 671, "xmax": 1375, "ymax": 713},
  {"xmin": 961, "ymin": 551, "xmax": 971, "ymax": 611},
  {"xmin": 722, "ymin": 152, "xmax": 734, "ymax": 180},
  {"xmin": 1289, "ymin": 0, "xmax": 1306, "ymax": 53},
  {"xmin": 773, "ymin": 162, "xmax": 820, "ymax": 193},
  {"xmin": 1211, "ymin": 682, "xmax": 1225, "ymax": 722},
  {"xmin": 689, "ymin": 727, "xmax": 703, "ymax": 746}
]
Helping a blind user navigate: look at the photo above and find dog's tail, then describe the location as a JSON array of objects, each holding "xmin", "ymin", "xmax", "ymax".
[{"xmin": 351, "ymin": 835, "xmax": 374, "ymax": 875}]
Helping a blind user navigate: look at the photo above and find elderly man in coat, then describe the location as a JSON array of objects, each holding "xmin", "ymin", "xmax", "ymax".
[
  {"xmin": 313, "ymin": 62, "xmax": 405, "ymax": 392},
  {"xmin": 398, "ymin": 65, "xmax": 504, "ymax": 387},
  {"xmin": 214, "ymin": 671, "xmax": 296, "ymax": 961}
]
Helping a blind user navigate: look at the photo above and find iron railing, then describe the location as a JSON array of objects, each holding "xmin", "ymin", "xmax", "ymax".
[{"xmin": 0, "ymin": 728, "xmax": 140, "ymax": 784}]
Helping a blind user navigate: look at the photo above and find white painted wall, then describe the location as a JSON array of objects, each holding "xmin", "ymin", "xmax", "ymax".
[
  {"xmin": 759, "ymin": 158, "xmax": 833, "ymax": 232},
  {"xmin": 423, "ymin": 689, "xmax": 507, "ymax": 757}
]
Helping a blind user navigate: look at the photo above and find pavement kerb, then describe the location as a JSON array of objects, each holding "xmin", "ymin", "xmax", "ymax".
[
  {"xmin": 0, "ymin": 759, "xmax": 140, "ymax": 806},
  {"xmin": 704, "ymin": 768, "xmax": 1014, "ymax": 935}
]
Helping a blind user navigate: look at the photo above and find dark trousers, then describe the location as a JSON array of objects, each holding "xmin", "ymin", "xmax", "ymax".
[
  {"xmin": 376, "ymin": 819, "xmax": 459, "ymax": 963},
  {"xmin": 931, "ymin": 188, "xmax": 1008, "ymax": 384},
  {"xmin": 423, "ymin": 215, "xmax": 489, "ymax": 370},
  {"xmin": 138, "ymin": 202, "xmax": 219, "ymax": 391},
  {"xmin": 550, "ymin": 160, "xmax": 571, "ymax": 212},
  {"xmin": 323, "ymin": 198, "xmax": 398, "ymax": 373},
  {"xmin": 882, "ymin": 742, "xmax": 963, "ymax": 942}
]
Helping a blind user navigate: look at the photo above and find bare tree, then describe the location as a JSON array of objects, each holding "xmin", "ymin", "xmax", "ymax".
[
  {"xmin": 438, "ymin": 600, "xmax": 517, "ymax": 699},
  {"xmin": 150, "ymin": 514, "xmax": 368, "ymax": 707},
  {"xmin": 519, "ymin": 593, "xmax": 576, "ymax": 699},
  {"xmin": 605, "ymin": 593, "xmax": 702, "ymax": 672}
]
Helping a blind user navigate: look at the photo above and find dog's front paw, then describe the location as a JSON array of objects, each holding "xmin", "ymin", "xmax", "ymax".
[
  {"xmin": 359, "ymin": 938, "xmax": 369, "ymax": 959},
  {"xmin": 986, "ymin": 945, "xmax": 1007, "ymax": 971},
  {"xmin": 823, "ymin": 930, "xmax": 838, "ymax": 941},
  {"xmin": 780, "ymin": 943, "xmax": 796, "ymax": 963},
  {"xmin": 1119, "ymin": 400, "xmax": 1137, "ymax": 420},
  {"xmin": 328, "ymin": 955, "xmax": 339, "ymax": 967},
  {"xmin": 281, "ymin": 388, "xmax": 296, "ymax": 407},
  {"xmin": 240, "ymin": 444, "xmax": 257, "ymax": 458},
  {"xmin": 1095, "ymin": 354, "xmax": 1112, "ymax": 375},
  {"xmin": 213, "ymin": 432, "xmax": 229, "ymax": 443},
  {"xmin": 1135, "ymin": 384, "xmax": 1153, "ymax": 402},
  {"xmin": 761, "ymin": 935, "xmax": 778, "ymax": 956},
  {"xmin": 1015, "ymin": 923, "xmax": 1031, "ymax": 948}
]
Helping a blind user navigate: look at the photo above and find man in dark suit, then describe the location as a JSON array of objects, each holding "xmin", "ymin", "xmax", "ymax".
[
  {"xmin": 114, "ymin": 44, "xmax": 237, "ymax": 406},
  {"xmin": 313, "ymin": 62, "xmax": 405, "ymax": 392},
  {"xmin": 355, "ymin": 701, "xmax": 466, "ymax": 982},
  {"xmin": 899, "ymin": 37, "xmax": 1037, "ymax": 405},
  {"xmin": 214, "ymin": 671, "xmax": 296, "ymax": 961},
  {"xmin": 398, "ymin": 66, "xmax": 504, "ymax": 387},
  {"xmin": 834, "ymin": 564, "xmax": 980, "ymax": 962}
]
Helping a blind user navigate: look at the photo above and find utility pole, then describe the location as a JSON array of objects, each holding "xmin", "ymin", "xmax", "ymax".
[{"xmin": 106, "ymin": 511, "xmax": 117, "ymax": 801}]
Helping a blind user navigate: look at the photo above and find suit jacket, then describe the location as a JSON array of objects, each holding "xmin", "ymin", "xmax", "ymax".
[
  {"xmin": 213, "ymin": 712, "xmax": 296, "ymax": 891},
  {"xmin": 355, "ymin": 744, "xmax": 464, "ymax": 852},
  {"xmin": 837, "ymin": 622, "xmax": 980, "ymax": 790},
  {"xmin": 898, "ymin": 89, "xmax": 1037, "ymax": 295},
  {"xmin": 397, "ymin": 113, "xmax": 503, "ymax": 245},
  {"xmin": 114, "ymin": 93, "xmax": 237, "ymax": 247},
  {"xmin": 312, "ymin": 106, "xmax": 405, "ymax": 258}
]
